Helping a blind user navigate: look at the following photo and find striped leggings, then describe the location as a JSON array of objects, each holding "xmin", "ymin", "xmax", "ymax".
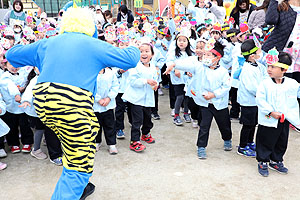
[{"xmin": 33, "ymin": 82, "xmax": 100, "ymax": 174}]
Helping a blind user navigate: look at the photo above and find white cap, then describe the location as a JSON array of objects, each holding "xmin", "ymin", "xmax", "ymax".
[{"xmin": 95, "ymin": 5, "xmax": 101, "ymax": 10}]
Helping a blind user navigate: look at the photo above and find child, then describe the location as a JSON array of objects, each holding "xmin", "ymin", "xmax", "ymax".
[
  {"xmin": 19, "ymin": 68, "xmax": 47, "ymax": 159},
  {"xmin": 0, "ymin": 92, "xmax": 8, "ymax": 168},
  {"xmin": 114, "ymin": 40, "xmax": 130, "ymax": 139},
  {"xmin": 256, "ymin": 50, "xmax": 298, "ymax": 177},
  {"xmin": 93, "ymin": 67, "xmax": 119, "ymax": 154},
  {"xmin": 122, "ymin": 38, "xmax": 157, "ymax": 152},
  {"xmin": 237, "ymin": 39, "xmax": 266, "ymax": 157},
  {"xmin": 226, "ymin": 28, "xmax": 241, "ymax": 121},
  {"xmin": 165, "ymin": 40, "xmax": 232, "ymax": 159},
  {"xmin": 186, "ymin": 38, "xmax": 206, "ymax": 128},
  {"xmin": 0, "ymin": 61, "xmax": 33, "ymax": 153},
  {"xmin": 166, "ymin": 31, "xmax": 193, "ymax": 125}
]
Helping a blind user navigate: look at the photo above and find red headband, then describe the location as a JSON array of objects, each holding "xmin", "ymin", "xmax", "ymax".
[{"xmin": 210, "ymin": 49, "xmax": 222, "ymax": 58}]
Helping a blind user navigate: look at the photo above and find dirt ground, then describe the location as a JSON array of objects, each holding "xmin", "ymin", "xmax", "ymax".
[{"xmin": 1, "ymin": 88, "xmax": 300, "ymax": 200}]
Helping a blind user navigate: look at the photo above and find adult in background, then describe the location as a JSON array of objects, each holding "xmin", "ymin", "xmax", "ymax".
[
  {"xmin": 248, "ymin": 0, "xmax": 270, "ymax": 30},
  {"xmin": 230, "ymin": 0, "xmax": 256, "ymax": 28},
  {"xmin": 3, "ymin": 0, "xmax": 26, "ymax": 27},
  {"xmin": 117, "ymin": 5, "xmax": 134, "ymax": 25}
]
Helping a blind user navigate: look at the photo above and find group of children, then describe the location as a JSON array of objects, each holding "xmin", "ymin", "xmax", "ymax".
[{"xmin": 0, "ymin": 4, "xmax": 299, "ymax": 178}]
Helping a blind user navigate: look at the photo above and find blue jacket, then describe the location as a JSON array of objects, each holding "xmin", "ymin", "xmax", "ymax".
[
  {"xmin": 0, "ymin": 72, "xmax": 23, "ymax": 114},
  {"xmin": 122, "ymin": 62, "xmax": 158, "ymax": 107},
  {"xmin": 176, "ymin": 56, "xmax": 231, "ymax": 110},
  {"xmin": 237, "ymin": 62, "xmax": 267, "ymax": 106},
  {"xmin": 21, "ymin": 76, "xmax": 38, "ymax": 117},
  {"xmin": 256, "ymin": 77, "xmax": 300, "ymax": 128},
  {"xmin": 6, "ymin": 32, "xmax": 140, "ymax": 96},
  {"xmin": 93, "ymin": 68, "xmax": 119, "ymax": 113},
  {"xmin": 166, "ymin": 50, "xmax": 191, "ymax": 85}
]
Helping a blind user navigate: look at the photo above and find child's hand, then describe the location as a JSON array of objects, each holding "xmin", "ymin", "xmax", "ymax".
[
  {"xmin": 19, "ymin": 101, "xmax": 31, "ymax": 108},
  {"xmin": 17, "ymin": 86, "xmax": 25, "ymax": 93},
  {"xmin": 203, "ymin": 92, "xmax": 215, "ymax": 100},
  {"xmin": 147, "ymin": 79, "xmax": 157, "ymax": 86},
  {"xmin": 15, "ymin": 95, "xmax": 21, "ymax": 103},
  {"xmin": 270, "ymin": 112, "xmax": 282, "ymax": 119},
  {"xmin": 174, "ymin": 69, "xmax": 181, "ymax": 78},
  {"xmin": 187, "ymin": 72, "xmax": 193, "ymax": 77},
  {"xmin": 101, "ymin": 97, "xmax": 111, "ymax": 107},
  {"xmin": 163, "ymin": 64, "xmax": 176, "ymax": 75},
  {"xmin": 119, "ymin": 69, "xmax": 126, "ymax": 74},
  {"xmin": 0, "ymin": 108, "xmax": 2, "ymax": 114}
]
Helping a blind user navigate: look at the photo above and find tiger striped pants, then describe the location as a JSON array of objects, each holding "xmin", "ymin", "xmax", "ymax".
[
  {"xmin": 33, "ymin": 82, "xmax": 100, "ymax": 173},
  {"xmin": 32, "ymin": 82, "xmax": 100, "ymax": 199}
]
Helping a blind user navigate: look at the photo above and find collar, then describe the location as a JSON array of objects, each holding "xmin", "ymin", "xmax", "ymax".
[
  {"xmin": 272, "ymin": 77, "xmax": 285, "ymax": 84},
  {"xmin": 246, "ymin": 61, "xmax": 258, "ymax": 67}
]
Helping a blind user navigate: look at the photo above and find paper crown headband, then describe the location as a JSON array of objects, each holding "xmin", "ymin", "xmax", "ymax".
[
  {"xmin": 266, "ymin": 48, "xmax": 289, "ymax": 69},
  {"xmin": 157, "ymin": 27, "xmax": 169, "ymax": 35},
  {"xmin": 211, "ymin": 22, "xmax": 221, "ymax": 33},
  {"xmin": 205, "ymin": 38, "xmax": 222, "ymax": 58}
]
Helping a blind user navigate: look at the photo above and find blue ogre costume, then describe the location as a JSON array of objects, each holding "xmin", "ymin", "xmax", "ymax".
[{"xmin": 6, "ymin": 7, "xmax": 140, "ymax": 200}]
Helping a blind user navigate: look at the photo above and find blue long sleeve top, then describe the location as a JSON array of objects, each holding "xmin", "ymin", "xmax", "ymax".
[{"xmin": 6, "ymin": 32, "xmax": 140, "ymax": 96}]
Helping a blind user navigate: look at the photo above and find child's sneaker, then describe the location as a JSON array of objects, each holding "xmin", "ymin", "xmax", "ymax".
[
  {"xmin": 96, "ymin": 143, "xmax": 101, "ymax": 152},
  {"xmin": 224, "ymin": 140, "xmax": 232, "ymax": 151},
  {"xmin": 50, "ymin": 157, "xmax": 63, "ymax": 166},
  {"xmin": 22, "ymin": 145, "xmax": 31, "ymax": 153},
  {"xmin": 31, "ymin": 148, "xmax": 48, "ymax": 160},
  {"xmin": 258, "ymin": 162, "xmax": 269, "ymax": 177},
  {"xmin": 158, "ymin": 88, "xmax": 164, "ymax": 96},
  {"xmin": 192, "ymin": 120, "xmax": 199, "ymax": 128},
  {"xmin": 116, "ymin": 129, "xmax": 125, "ymax": 139},
  {"xmin": 11, "ymin": 146, "xmax": 20, "ymax": 154},
  {"xmin": 151, "ymin": 113, "xmax": 160, "ymax": 120},
  {"xmin": 0, "ymin": 149, "xmax": 7, "ymax": 158},
  {"xmin": 170, "ymin": 109, "xmax": 175, "ymax": 117},
  {"xmin": 247, "ymin": 142, "xmax": 256, "ymax": 151},
  {"xmin": 269, "ymin": 161, "xmax": 288, "ymax": 174},
  {"xmin": 0, "ymin": 162, "xmax": 7, "ymax": 170},
  {"xmin": 237, "ymin": 146, "xmax": 256, "ymax": 157},
  {"xmin": 108, "ymin": 145, "xmax": 118, "ymax": 155},
  {"xmin": 130, "ymin": 141, "xmax": 146, "ymax": 153},
  {"xmin": 197, "ymin": 147, "xmax": 207, "ymax": 159},
  {"xmin": 183, "ymin": 114, "xmax": 191, "ymax": 123},
  {"xmin": 173, "ymin": 116, "xmax": 183, "ymax": 126},
  {"xmin": 141, "ymin": 133, "xmax": 155, "ymax": 144}
]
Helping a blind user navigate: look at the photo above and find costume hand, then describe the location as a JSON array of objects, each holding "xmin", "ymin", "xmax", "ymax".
[
  {"xmin": 19, "ymin": 101, "xmax": 31, "ymax": 108},
  {"xmin": 270, "ymin": 112, "xmax": 282, "ymax": 119},
  {"xmin": 15, "ymin": 95, "xmax": 21, "ymax": 103},
  {"xmin": 203, "ymin": 92, "xmax": 215, "ymax": 100},
  {"xmin": 174, "ymin": 69, "xmax": 181, "ymax": 78}
]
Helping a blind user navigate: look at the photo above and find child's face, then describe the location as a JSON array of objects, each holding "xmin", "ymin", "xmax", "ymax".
[
  {"xmin": 238, "ymin": 32, "xmax": 247, "ymax": 42},
  {"xmin": 177, "ymin": 36, "xmax": 188, "ymax": 50},
  {"xmin": 119, "ymin": 41, "xmax": 129, "ymax": 49},
  {"xmin": 267, "ymin": 65, "xmax": 286, "ymax": 79},
  {"xmin": 8, "ymin": 39, "xmax": 15, "ymax": 47},
  {"xmin": 157, "ymin": 32, "xmax": 164, "ymax": 40},
  {"xmin": 139, "ymin": 44, "xmax": 153, "ymax": 64},
  {"xmin": 230, "ymin": 36, "xmax": 238, "ymax": 43},
  {"xmin": 203, "ymin": 51, "xmax": 220, "ymax": 66},
  {"xmin": 198, "ymin": 0, "xmax": 206, "ymax": 8},
  {"xmin": 211, "ymin": 31, "xmax": 221, "ymax": 41},
  {"xmin": 206, "ymin": 25, "xmax": 213, "ymax": 31},
  {"xmin": 6, "ymin": 62, "xmax": 19, "ymax": 74},
  {"xmin": 195, "ymin": 41, "xmax": 205, "ymax": 59},
  {"xmin": 165, "ymin": 35, "xmax": 172, "ymax": 41}
]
